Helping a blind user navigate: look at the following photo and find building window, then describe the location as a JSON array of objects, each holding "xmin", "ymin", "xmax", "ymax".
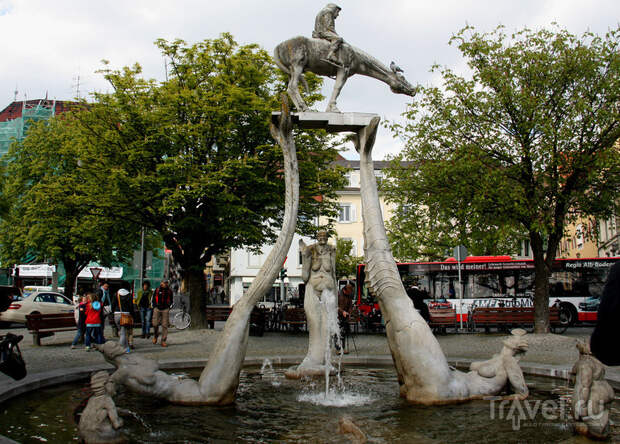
[
  {"xmin": 344, "ymin": 171, "xmax": 352, "ymax": 187},
  {"xmin": 521, "ymin": 240, "xmax": 530, "ymax": 257},
  {"xmin": 338, "ymin": 203, "xmax": 356, "ymax": 223},
  {"xmin": 374, "ymin": 170, "xmax": 384, "ymax": 185},
  {"xmin": 576, "ymin": 224, "xmax": 584, "ymax": 250}
]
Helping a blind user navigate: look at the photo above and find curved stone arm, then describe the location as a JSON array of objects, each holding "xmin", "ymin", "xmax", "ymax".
[
  {"xmin": 354, "ymin": 114, "xmax": 529, "ymax": 404},
  {"xmin": 197, "ymin": 96, "xmax": 300, "ymax": 404},
  {"xmin": 96, "ymin": 98, "xmax": 300, "ymax": 406}
]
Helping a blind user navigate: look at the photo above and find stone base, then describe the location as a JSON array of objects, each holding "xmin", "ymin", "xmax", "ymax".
[
  {"xmin": 271, "ymin": 111, "xmax": 380, "ymax": 133},
  {"xmin": 284, "ymin": 363, "xmax": 337, "ymax": 380}
]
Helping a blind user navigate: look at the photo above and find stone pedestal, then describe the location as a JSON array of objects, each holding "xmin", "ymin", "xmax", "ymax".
[{"xmin": 271, "ymin": 112, "xmax": 380, "ymax": 133}]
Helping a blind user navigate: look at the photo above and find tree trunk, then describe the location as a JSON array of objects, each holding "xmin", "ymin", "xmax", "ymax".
[
  {"xmin": 530, "ymin": 232, "xmax": 550, "ymax": 333},
  {"xmin": 185, "ymin": 268, "xmax": 207, "ymax": 329},
  {"xmin": 533, "ymin": 259, "xmax": 550, "ymax": 333},
  {"xmin": 61, "ymin": 258, "xmax": 84, "ymax": 302}
]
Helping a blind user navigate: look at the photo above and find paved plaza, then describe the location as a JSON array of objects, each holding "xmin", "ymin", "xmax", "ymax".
[{"xmin": 1, "ymin": 324, "xmax": 618, "ymax": 387}]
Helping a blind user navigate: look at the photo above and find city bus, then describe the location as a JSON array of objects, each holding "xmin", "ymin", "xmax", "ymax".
[{"xmin": 355, "ymin": 256, "xmax": 618, "ymax": 326}]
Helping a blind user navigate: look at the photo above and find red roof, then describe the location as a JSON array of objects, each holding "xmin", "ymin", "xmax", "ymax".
[{"xmin": 0, "ymin": 100, "xmax": 79, "ymax": 122}]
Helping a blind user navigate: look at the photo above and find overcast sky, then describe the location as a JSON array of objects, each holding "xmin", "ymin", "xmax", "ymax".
[{"xmin": 1, "ymin": 0, "xmax": 618, "ymax": 159}]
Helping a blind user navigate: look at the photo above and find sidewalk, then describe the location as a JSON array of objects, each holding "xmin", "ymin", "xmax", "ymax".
[{"xmin": 1, "ymin": 324, "xmax": 618, "ymax": 388}]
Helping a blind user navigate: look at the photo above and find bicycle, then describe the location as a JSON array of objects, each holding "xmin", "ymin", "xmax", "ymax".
[{"xmin": 170, "ymin": 299, "xmax": 191, "ymax": 330}]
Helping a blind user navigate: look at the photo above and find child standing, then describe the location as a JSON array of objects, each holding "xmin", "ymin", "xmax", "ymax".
[
  {"xmin": 71, "ymin": 296, "xmax": 87, "ymax": 349},
  {"xmin": 85, "ymin": 292, "xmax": 103, "ymax": 350}
]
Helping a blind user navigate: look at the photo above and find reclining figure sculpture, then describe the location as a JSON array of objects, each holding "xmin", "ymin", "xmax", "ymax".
[
  {"xmin": 354, "ymin": 116, "xmax": 530, "ymax": 404},
  {"xmin": 96, "ymin": 99, "xmax": 300, "ymax": 405}
]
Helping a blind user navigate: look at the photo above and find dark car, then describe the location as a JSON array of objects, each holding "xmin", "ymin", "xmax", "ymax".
[{"xmin": 0, "ymin": 285, "xmax": 22, "ymax": 314}]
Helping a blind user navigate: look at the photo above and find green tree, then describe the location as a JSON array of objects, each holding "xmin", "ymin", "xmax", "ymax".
[
  {"xmin": 385, "ymin": 25, "xmax": 620, "ymax": 332},
  {"xmin": 77, "ymin": 34, "xmax": 345, "ymax": 327},
  {"xmin": 0, "ymin": 114, "xmax": 141, "ymax": 301},
  {"xmin": 335, "ymin": 237, "xmax": 363, "ymax": 281}
]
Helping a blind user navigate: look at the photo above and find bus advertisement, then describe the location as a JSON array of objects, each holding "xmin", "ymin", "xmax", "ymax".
[{"xmin": 356, "ymin": 256, "xmax": 618, "ymax": 327}]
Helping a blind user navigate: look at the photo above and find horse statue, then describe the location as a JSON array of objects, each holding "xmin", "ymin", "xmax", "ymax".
[{"xmin": 274, "ymin": 36, "xmax": 417, "ymax": 113}]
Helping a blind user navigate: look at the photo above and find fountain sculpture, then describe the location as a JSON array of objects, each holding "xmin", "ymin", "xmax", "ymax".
[
  {"xmin": 93, "ymin": 98, "xmax": 300, "ymax": 406},
  {"xmin": 571, "ymin": 341, "xmax": 615, "ymax": 440},
  {"xmin": 78, "ymin": 371, "xmax": 124, "ymax": 444},
  {"xmin": 353, "ymin": 115, "xmax": 531, "ymax": 404},
  {"xmin": 92, "ymin": 0, "xmax": 529, "ymax": 415},
  {"xmin": 285, "ymin": 230, "xmax": 339, "ymax": 379},
  {"xmin": 273, "ymin": 4, "xmax": 416, "ymax": 113}
]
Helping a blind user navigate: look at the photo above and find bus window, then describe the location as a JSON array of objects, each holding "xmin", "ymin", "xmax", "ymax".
[
  {"xmin": 432, "ymin": 272, "xmax": 460, "ymax": 300},
  {"xmin": 516, "ymin": 271, "xmax": 535, "ymax": 298}
]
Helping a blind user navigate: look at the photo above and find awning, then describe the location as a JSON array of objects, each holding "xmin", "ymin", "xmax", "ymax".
[{"xmin": 14, "ymin": 264, "xmax": 56, "ymax": 277}]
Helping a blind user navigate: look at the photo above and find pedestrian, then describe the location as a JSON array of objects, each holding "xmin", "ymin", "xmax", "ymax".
[
  {"xmin": 96, "ymin": 282, "xmax": 116, "ymax": 340},
  {"xmin": 152, "ymin": 280, "xmax": 173, "ymax": 347},
  {"xmin": 71, "ymin": 295, "xmax": 87, "ymax": 349},
  {"xmin": 407, "ymin": 283, "xmax": 431, "ymax": 323},
  {"xmin": 590, "ymin": 261, "xmax": 620, "ymax": 366},
  {"xmin": 85, "ymin": 292, "xmax": 103, "ymax": 350},
  {"xmin": 112, "ymin": 288, "xmax": 134, "ymax": 353},
  {"xmin": 135, "ymin": 281, "xmax": 153, "ymax": 339},
  {"xmin": 337, "ymin": 284, "xmax": 354, "ymax": 354}
]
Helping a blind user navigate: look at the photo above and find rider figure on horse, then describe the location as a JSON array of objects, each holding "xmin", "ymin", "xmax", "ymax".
[{"xmin": 313, "ymin": 3, "xmax": 344, "ymax": 69}]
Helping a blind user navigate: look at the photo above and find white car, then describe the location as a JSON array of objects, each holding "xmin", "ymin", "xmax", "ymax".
[{"xmin": 0, "ymin": 291, "xmax": 74, "ymax": 325}]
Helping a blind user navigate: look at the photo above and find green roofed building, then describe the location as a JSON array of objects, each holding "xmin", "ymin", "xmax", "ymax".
[
  {"xmin": 0, "ymin": 99, "xmax": 169, "ymax": 292},
  {"xmin": 0, "ymin": 99, "xmax": 77, "ymax": 159}
]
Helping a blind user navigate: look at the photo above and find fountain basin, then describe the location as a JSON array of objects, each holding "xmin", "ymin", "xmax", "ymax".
[{"xmin": 1, "ymin": 359, "xmax": 618, "ymax": 443}]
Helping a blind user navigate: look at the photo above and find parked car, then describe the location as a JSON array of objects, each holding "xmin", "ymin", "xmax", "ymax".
[
  {"xmin": 0, "ymin": 291, "xmax": 73, "ymax": 325},
  {"xmin": 0, "ymin": 286, "xmax": 22, "ymax": 315},
  {"xmin": 579, "ymin": 296, "xmax": 600, "ymax": 312}
]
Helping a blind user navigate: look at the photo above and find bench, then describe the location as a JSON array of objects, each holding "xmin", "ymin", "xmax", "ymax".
[
  {"xmin": 205, "ymin": 305, "xmax": 266, "ymax": 335},
  {"xmin": 471, "ymin": 306, "xmax": 563, "ymax": 333},
  {"xmin": 281, "ymin": 308, "xmax": 306, "ymax": 331},
  {"xmin": 429, "ymin": 308, "xmax": 457, "ymax": 333},
  {"xmin": 25, "ymin": 313, "xmax": 76, "ymax": 346},
  {"xmin": 206, "ymin": 305, "xmax": 232, "ymax": 329}
]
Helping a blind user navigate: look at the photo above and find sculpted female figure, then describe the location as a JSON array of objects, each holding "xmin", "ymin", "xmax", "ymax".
[{"xmin": 286, "ymin": 230, "xmax": 338, "ymax": 378}]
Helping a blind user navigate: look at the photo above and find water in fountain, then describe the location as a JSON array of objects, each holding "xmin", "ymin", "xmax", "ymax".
[
  {"xmin": 321, "ymin": 288, "xmax": 340, "ymax": 397},
  {"xmin": 123, "ymin": 409, "xmax": 151, "ymax": 432},
  {"xmin": 4, "ymin": 367, "xmax": 608, "ymax": 443},
  {"xmin": 260, "ymin": 358, "xmax": 281, "ymax": 387}
]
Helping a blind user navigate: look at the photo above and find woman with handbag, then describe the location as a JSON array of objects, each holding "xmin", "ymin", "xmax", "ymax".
[{"xmin": 112, "ymin": 288, "xmax": 135, "ymax": 353}]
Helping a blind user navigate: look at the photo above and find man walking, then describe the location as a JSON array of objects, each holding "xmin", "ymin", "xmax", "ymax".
[
  {"xmin": 135, "ymin": 281, "xmax": 153, "ymax": 339},
  {"xmin": 152, "ymin": 280, "xmax": 173, "ymax": 347}
]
